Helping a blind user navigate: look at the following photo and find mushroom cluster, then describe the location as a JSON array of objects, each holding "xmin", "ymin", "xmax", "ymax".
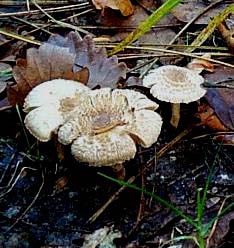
[
  {"xmin": 24, "ymin": 79, "xmax": 162, "ymax": 177},
  {"xmin": 143, "ymin": 65, "xmax": 207, "ymax": 128}
]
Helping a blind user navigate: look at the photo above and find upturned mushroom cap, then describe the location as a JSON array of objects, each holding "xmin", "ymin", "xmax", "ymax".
[
  {"xmin": 23, "ymin": 79, "xmax": 90, "ymax": 141},
  {"xmin": 143, "ymin": 65, "xmax": 206, "ymax": 103},
  {"xmin": 58, "ymin": 87, "xmax": 162, "ymax": 166}
]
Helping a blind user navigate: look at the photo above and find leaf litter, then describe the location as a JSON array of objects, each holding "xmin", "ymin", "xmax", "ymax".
[{"xmin": 0, "ymin": 0, "xmax": 234, "ymax": 247}]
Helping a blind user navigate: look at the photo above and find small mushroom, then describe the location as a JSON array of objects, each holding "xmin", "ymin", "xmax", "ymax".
[
  {"xmin": 23, "ymin": 79, "xmax": 90, "ymax": 141},
  {"xmin": 143, "ymin": 65, "xmax": 206, "ymax": 128}
]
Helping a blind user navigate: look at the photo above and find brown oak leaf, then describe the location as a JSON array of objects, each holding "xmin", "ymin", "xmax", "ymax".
[
  {"xmin": 205, "ymin": 89, "xmax": 234, "ymax": 131},
  {"xmin": 8, "ymin": 32, "xmax": 127, "ymax": 106},
  {"xmin": 47, "ymin": 32, "xmax": 127, "ymax": 89},
  {"xmin": 91, "ymin": 0, "xmax": 134, "ymax": 16},
  {"xmin": 197, "ymin": 103, "xmax": 228, "ymax": 131},
  {"xmin": 8, "ymin": 44, "xmax": 77, "ymax": 106}
]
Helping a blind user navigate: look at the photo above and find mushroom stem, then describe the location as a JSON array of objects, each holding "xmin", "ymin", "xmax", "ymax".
[
  {"xmin": 112, "ymin": 163, "xmax": 125, "ymax": 180},
  {"xmin": 170, "ymin": 103, "xmax": 180, "ymax": 128}
]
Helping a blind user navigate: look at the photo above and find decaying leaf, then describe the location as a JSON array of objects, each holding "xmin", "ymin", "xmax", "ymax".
[
  {"xmin": 213, "ymin": 134, "xmax": 234, "ymax": 145},
  {"xmin": 0, "ymin": 62, "xmax": 12, "ymax": 95},
  {"xmin": 197, "ymin": 103, "xmax": 228, "ymax": 131},
  {"xmin": 218, "ymin": 21, "xmax": 234, "ymax": 54},
  {"xmin": 91, "ymin": 0, "xmax": 134, "ymax": 16},
  {"xmin": 170, "ymin": 0, "xmax": 230, "ymax": 24},
  {"xmin": 100, "ymin": 4, "xmax": 181, "ymax": 65},
  {"xmin": 8, "ymin": 43, "xmax": 77, "ymax": 106},
  {"xmin": 47, "ymin": 32, "xmax": 127, "ymax": 89},
  {"xmin": 202, "ymin": 66, "xmax": 234, "ymax": 131},
  {"xmin": 54, "ymin": 176, "xmax": 69, "ymax": 191},
  {"xmin": 81, "ymin": 226, "xmax": 122, "ymax": 248},
  {"xmin": 8, "ymin": 32, "xmax": 127, "ymax": 106},
  {"xmin": 207, "ymin": 212, "xmax": 234, "ymax": 248},
  {"xmin": 187, "ymin": 54, "xmax": 214, "ymax": 74},
  {"xmin": 205, "ymin": 88, "xmax": 234, "ymax": 131}
]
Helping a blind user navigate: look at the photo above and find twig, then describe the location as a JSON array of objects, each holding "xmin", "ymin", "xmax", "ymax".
[
  {"xmin": 31, "ymin": 0, "xmax": 92, "ymax": 36},
  {"xmin": 6, "ymin": 169, "xmax": 44, "ymax": 233},
  {"xmin": 11, "ymin": 15, "xmax": 53, "ymax": 35},
  {"xmin": 127, "ymin": 147, "xmax": 146, "ymax": 237},
  {"xmin": 206, "ymin": 196, "xmax": 231, "ymax": 247},
  {"xmin": 0, "ymin": 28, "xmax": 41, "ymax": 45},
  {"xmin": 0, "ymin": 166, "xmax": 37, "ymax": 199},
  {"xmin": 0, "ymin": 2, "xmax": 90, "ymax": 17},
  {"xmin": 102, "ymin": 44, "xmax": 234, "ymax": 68}
]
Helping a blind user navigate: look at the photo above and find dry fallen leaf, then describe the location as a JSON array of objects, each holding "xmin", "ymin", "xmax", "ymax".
[
  {"xmin": 47, "ymin": 32, "xmax": 127, "ymax": 89},
  {"xmin": 8, "ymin": 32, "xmax": 127, "ymax": 106},
  {"xmin": 187, "ymin": 54, "xmax": 214, "ymax": 73},
  {"xmin": 207, "ymin": 212, "xmax": 234, "ymax": 247},
  {"xmin": 197, "ymin": 103, "xmax": 228, "ymax": 131},
  {"xmin": 91, "ymin": 0, "xmax": 134, "ymax": 16},
  {"xmin": 170, "ymin": 0, "xmax": 230, "ymax": 24},
  {"xmin": 218, "ymin": 21, "xmax": 234, "ymax": 54},
  {"xmin": 205, "ymin": 88, "xmax": 234, "ymax": 131},
  {"xmin": 213, "ymin": 134, "xmax": 234, "ymax": 145},
  {"xmin": 203, "ymin": 66, "xmax": 234, "ymax": 131},
  {"xmin": 8, "ymin": 43, "xmax": 77, "ymax": 106}
]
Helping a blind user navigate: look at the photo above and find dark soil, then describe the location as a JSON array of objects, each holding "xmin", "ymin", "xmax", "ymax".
[{"xmin": 0, "ymin": 105, "xmax": 233, "ymax": 247}]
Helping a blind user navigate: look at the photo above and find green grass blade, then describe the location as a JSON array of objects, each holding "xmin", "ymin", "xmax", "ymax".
[
  {"xmin": 186, "ymin": 3, "xmax": 234, "ymax": 53},
  {"xmin": 98, "ymin": 172, "xmax": 199, "ymax": 229},
  {"xmin": 16, "ymin": 104, "xmax": 30, "ymax": 149},
  {"xmin": 196, "ymin": 188, "xmax": 203, "ymax": 226},
  {"xmin": 109, "ymin": 0, "xmax": 181, "ymax": 55}
]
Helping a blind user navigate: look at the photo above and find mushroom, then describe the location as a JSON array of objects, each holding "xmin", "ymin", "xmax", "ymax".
[
  {"xmin": 143, "ymin": 65, "xmax": 206, "ymax": 128},
  {"xmin": 24, "ymin": 82, "xmax": 162, "ymax": 179},
  {"xmin": 58, "ymin": 88, "xmax": 162, "ymax": 178},
  {"xmin": 23, "ymin": 79, "xmax": 90, "ymax": 141}
]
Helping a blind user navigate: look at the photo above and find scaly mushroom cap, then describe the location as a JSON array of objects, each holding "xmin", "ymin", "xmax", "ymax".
[
  {"xmin": 58, "ymin": 88, "xmax": 162, "ymax": 166},
  {"xmin": 143, "ymin": 65, "xmax": 206, "ymax": 103},
  {"xmin": 24, "ymin": 79, "xmax": 90, "ymax": 141}
]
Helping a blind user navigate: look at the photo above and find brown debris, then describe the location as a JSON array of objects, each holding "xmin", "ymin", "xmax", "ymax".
[
  {"xmin": 8, "ymin": 44, "xmax": 77, "ymax": 106},
  {"xmin": 205, "ymin": 88, "xmax": 234, "ymax": 131},
  {"xmin": 197, "ymin": 103, "xmax": 228, "ymax": 131},
  {"xmin": 91, "ymin": 0, "xmax": 134, "ymax": 16},
  {"xmin": 218, "ymin": 21, "xmax": 234, "ymax": 54},
  {"xmin": 8, "ymin": 32, "xmax": 128, "ymax": 106}
]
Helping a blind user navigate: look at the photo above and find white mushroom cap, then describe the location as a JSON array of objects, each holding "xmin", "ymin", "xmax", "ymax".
[
  {"xmin": 24, "ymin": 104, "xmax": 64, "ymax": 142},
  {"xmin": 23, "ymin": 79, "xmax": 90, "ymax": 141},
  {"xmin": 23, "ymin": 79, "xmax": 90, "ymax": 112},
  {"xmin": 71, "ymin": 130, "xmax": 137, "ymax": 166},
  {"xmin": 143, "ymin": 65, "xmax": 206, "ymax": 103},
  {"xmin": 58, "ymin": 87, "xmax": 162, "ymax": 166},
  {"xmin": 113, "ymin": 89, "xmax": 159, "ymax": 111},
  {"xmin": 124, "ymin": 109, "xmax": 162, "ymax": 148}
]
